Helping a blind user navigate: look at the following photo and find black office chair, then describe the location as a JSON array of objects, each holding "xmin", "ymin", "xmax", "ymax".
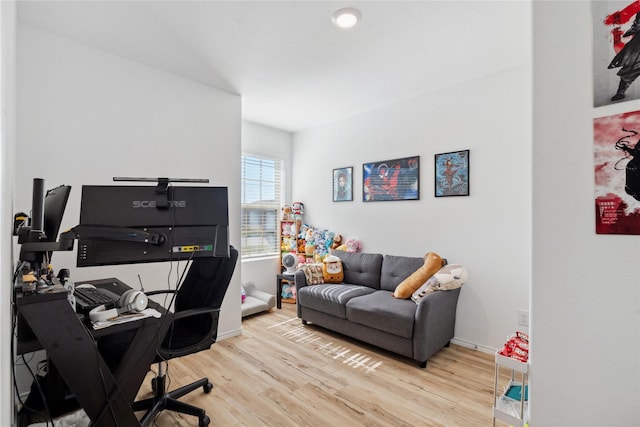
[{"xmin": 133, "ymin": 246, "xmax": 238, "ymax": 427}]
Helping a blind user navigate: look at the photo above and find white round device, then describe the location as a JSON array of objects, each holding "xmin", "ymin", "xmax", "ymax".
[{"xmin": 282, "ymin": 253, "xmax": 298, "ymax": 274}]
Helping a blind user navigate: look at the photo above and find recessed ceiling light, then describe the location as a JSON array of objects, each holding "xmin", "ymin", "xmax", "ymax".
[{"xmin": 332, "ymin": 8, "xmax": 361, "ymax": 29}]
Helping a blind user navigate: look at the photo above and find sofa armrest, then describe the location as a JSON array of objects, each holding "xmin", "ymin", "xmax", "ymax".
[
  {"xmin": 294, "ymin": 270, "xmax": 307, "ymax": 318},
  {"xmin": 413, "ymin": 287, "xmax": 461, "ymax": 363},
  {"xmin": 293, "ymin": 270, "xmax": 308, "ymax": 291}
]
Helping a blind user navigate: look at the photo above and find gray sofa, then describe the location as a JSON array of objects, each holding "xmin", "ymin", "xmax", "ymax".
[{"xmin": 294, "ymin": 250, "xmax": 461, "ymax": 368}]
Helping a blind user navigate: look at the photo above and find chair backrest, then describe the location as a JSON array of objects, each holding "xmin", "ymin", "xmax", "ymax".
[
  {"xmin": 176, "ymin": 246, "xmax": 238, "ymax": 313},
  {"xmin": 163, "ymin": 246, "xmax": 238, "ymax": 352}
]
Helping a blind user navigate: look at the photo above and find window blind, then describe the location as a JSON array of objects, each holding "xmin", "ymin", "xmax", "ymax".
[{"xmin": 241, "ymin": 154, "xmax": 284, "ymax": 258}]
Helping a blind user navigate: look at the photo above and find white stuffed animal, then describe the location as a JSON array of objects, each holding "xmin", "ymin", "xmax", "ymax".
[{"xmin": 411, "ymin": 264, "xmax": 468, "ymax": 303}]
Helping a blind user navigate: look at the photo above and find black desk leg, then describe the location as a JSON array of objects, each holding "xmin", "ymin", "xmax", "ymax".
[{"xmin": 276, "ymin": 275, "xmax": 283, "ymax": 309}]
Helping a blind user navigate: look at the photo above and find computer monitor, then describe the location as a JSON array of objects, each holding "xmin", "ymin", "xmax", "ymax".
[
  {"xmin": 43, "ymin": 185, "xmax": 72, "ymax": 243},
  {"xmin": 74, "ymin": 184, "xmax": 229, "ymax": 267},
  {"xmin": 43, "ymin": 184, "xmax": 72, "ymax": 262},
  {"xmin": 18, "ymin": 180, "xmax": 73, "ymax": 266}
]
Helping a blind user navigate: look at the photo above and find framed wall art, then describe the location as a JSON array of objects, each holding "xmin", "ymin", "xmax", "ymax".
[
  {"xmin": 434, "ymin": 150, "xmax": 470, "ymax": 197},
  {"xmin": 594, "ymin": 110, "xmax": 640, "ymax": 234},
  {"xmin": 362, "ymin": 156, "xmax": 419, "ymax": 201},
  {"xmin": 333, "ymin": 167, "xmax": 353, "ymax": 202},
  {"xmin": 592, "ymin": 1, "xmax": 640, "ymax": 107}
]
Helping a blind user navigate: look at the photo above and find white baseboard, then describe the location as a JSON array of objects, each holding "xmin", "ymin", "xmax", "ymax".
[
  {"xmin": 218, "ymin": 328, "xmax": 495, "ymax": 355},
  {"xmin": 207, "ymin": 329, "xmax": 499, "ymax": 355},
  {"xmin": 218, "ymin": 327, "xmax": 242, "ymax": 341},
  {"xmin": 451, "ymin": 337, "xmax": 496, "ymax": 355}
]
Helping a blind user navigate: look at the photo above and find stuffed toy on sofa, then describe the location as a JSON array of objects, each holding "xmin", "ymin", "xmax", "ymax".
[
  {"xmin": 322, "ymin": 255, "xmax": 344, "ymax": 283},
  {"xmin": 411, "ymin": 264, "xmax": 468, "ymax": 303},
  {"xmin": 345, "ymin": 237, "xmax": 361, "ymax": 253},
  {"xmin": 393, "ymin": 251, "xmax": 445, "ymax": 299}
]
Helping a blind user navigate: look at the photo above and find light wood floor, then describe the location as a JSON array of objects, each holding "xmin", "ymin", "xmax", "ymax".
[{"xmin": 137, "ymin": 304, "xmax": 502, "ymax": 426}]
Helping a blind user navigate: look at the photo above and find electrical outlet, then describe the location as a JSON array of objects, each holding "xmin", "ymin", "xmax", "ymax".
[{"xmin": 517, "ymin": 309, "xmax": 529, "ymax": 327}]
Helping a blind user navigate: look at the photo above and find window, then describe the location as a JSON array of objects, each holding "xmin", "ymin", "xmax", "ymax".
[{"xmin": 241, "ymin": 154, "xmax": 284, "ymax": 258}]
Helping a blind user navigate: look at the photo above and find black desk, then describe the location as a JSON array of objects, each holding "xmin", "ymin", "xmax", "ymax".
[{"xmin": 16, "ymin": 278, "xmax": 169, "ymax": 426}]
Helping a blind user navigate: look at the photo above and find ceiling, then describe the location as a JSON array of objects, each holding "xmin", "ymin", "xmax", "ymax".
[{"xmin": 17, "ymin": 1, "xmax": 531, "ymax": 133}]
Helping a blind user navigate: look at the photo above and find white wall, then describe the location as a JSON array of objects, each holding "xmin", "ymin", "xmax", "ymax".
[
  {"xmin": 291, "ymin": 65, "xmax": 532, "ymax": 351},
  {"xmin": 15, "ymin": 25, "xmax": 243, "ymax": 339},
  {"xmin": 531, "ymin": 2, "xmax": 640, "ymax": 425},
  {"xmin": 240, "ymin": 121, "xmax": 292, "ymax": 294},
  {"xmin": 1, "ymin": 2, "xmax": 17, "ymax": 425}
]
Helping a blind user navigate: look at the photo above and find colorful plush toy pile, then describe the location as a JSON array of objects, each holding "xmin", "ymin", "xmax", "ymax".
[
  {"xmin": 280, "ymin": 203, "xmax": 361, "ymax": 265},
  {"xmin": 297, "ymin": 223, "xmax": 361, "ymax": 264}
]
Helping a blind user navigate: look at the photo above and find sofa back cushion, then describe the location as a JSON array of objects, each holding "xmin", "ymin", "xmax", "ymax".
[
  {"xmin": 332, "ymin": 251, "xmax": 383, "ymax": 289},
  {"xmin": 380, "ymin": 255, "xmax": 425, "ymax": 292}
]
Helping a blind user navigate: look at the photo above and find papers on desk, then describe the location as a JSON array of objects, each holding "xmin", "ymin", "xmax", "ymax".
[{"xmin": 90, "ymin": 308, "xmax": 162, "ymax": 330}]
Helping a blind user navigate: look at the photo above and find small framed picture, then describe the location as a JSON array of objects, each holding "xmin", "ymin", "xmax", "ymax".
[
  {"xmin": 434, "ymin": 150, "xmax": 470, "ymax": 197},
  {"xmin": 333, "ymin": 167, "xmax": 353, "ymax": 202}
]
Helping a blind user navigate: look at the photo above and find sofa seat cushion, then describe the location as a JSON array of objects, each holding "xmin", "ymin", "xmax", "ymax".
[
  {"xmin": 346, "ymin": 291, "xmax": 416, "ymax": 339},
  {"xmin": 298, "ymin": 284, "xmax": 376, "ymax": 319}
]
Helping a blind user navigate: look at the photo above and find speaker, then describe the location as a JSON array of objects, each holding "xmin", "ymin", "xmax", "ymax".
[{"xmin": 89, "ymin": 289, "xmax": 148, "ymax": 322}]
